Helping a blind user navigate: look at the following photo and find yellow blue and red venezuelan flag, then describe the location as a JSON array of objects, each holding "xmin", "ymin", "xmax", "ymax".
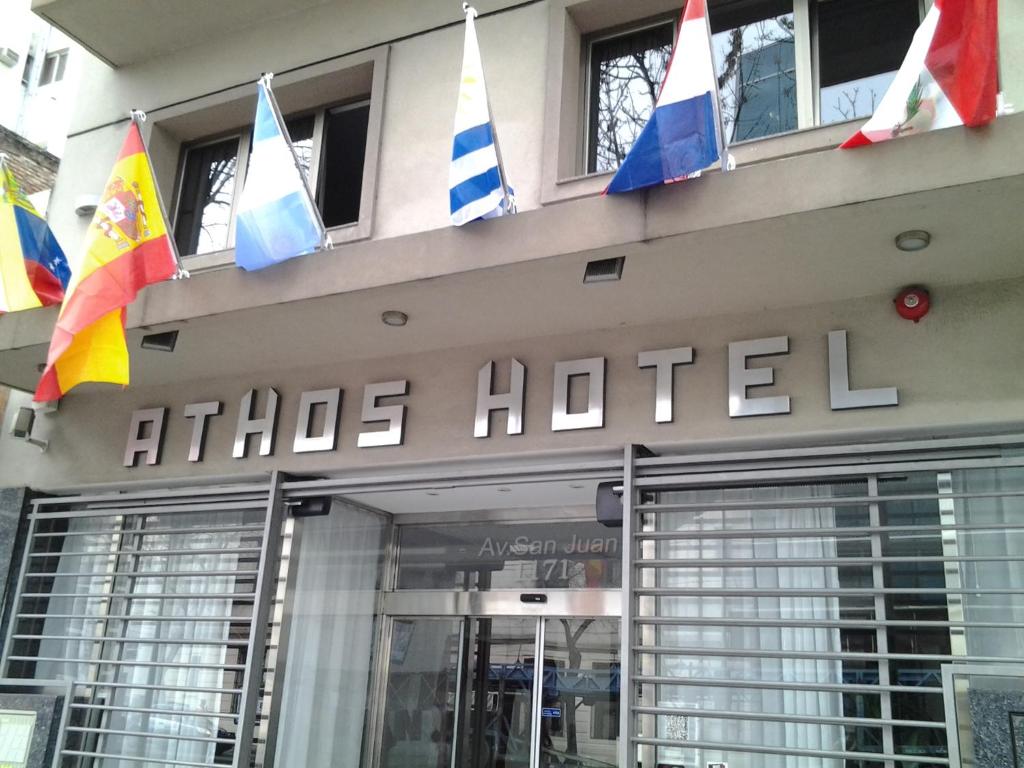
[
  {"xmin": 0, "ymin": 156, "xmax": 70, "ymax": 313},
  {"xmin": 35, "ymin": 123, "xmax": 178, "ymax": 402}
]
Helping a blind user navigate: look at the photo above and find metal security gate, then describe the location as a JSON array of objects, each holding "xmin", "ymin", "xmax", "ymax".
[
  {"xmin": 620, "ymin": 435, "xmax": 1024, "ymax": 767},
  {"xmin": 1, "ymin": 474, "xmax": 284, "ymax": 768}
]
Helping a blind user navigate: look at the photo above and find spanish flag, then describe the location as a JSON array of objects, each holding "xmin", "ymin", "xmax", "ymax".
[
  {"xmin": 0, "ymin": 155, "xmax": 70, "ymax": 313},
  {"xmin": 35, "ymin": 121, "xmax": 179, "ymax": 402}
]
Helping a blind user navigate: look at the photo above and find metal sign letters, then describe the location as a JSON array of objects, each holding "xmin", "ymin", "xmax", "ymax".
[{"xmin": 124, "ymin": 330, "xmax": 898, "ymax": 467}]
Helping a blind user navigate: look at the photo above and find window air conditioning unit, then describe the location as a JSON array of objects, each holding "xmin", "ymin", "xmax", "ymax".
[{"xmin": 0, "ymin": 48, "xmax": 20, "ymax": 68}]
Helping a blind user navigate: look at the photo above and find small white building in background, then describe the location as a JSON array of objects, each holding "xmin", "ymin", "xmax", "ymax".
[{"xmin": 0, "ymin": 0, "xmax": 82, "ymax": 158}]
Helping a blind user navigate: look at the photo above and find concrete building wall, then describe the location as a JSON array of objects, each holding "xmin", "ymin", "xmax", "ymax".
[
  {"xmin": 0, "ymin": 277, "xmax": 1020, "ymax": 490},
  {"xmin": 39, "ymin": 0, "xmax": 1024, "ymax": 260}
]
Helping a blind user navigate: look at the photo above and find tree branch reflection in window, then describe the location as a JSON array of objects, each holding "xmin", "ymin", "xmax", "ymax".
[{"xmin": 588, "ymin": 6, "xmax": 796, "ymax": 176}]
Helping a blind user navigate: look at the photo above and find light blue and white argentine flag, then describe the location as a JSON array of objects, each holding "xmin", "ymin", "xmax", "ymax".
[
  {"xmin": 449, "ymin": 6, "xmax": 514, "ymax": 226},
  {"xmin": 235, "ymin": 75, "xmax": 326, "ymax": 271}
]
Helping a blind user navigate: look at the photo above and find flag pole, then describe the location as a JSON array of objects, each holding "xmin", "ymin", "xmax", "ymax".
[
  {"xmin": 129, "ymin": 109, "xmax": 190, "ymax": 278},
  {"xmin": 463, "ymin": 3, "xmax": 515, "ymax": 214},
  {"xmin": 259, "ymin": 73, "xmax": 332, "ymax": 249},
  {"xmin": 701, "ymin": 1, "xmax": 732, "ymax": 173}
]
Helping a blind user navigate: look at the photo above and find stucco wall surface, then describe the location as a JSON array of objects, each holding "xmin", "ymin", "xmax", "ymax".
[{"xmin": 0, "ymin": 277, "xmax": 1020, "ymax": 490}]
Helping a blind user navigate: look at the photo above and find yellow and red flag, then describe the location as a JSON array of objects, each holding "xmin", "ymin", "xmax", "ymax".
[{"xmin": 35, "ymin": 121, "xmax": 179, "ymax": 402}]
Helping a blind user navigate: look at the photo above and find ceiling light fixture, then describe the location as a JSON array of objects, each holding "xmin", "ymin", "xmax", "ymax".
[
  {"xmin": 894, "ymin": 230, "xmax": 931, "ymax": 252},
  {"xmin": 381, "ymin": 310, "xmax": 409, "ymax": 327}
]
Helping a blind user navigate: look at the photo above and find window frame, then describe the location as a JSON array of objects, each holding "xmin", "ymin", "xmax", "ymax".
[
  {"xmin": 542, "ymin": 0, "xmax": 925, "ymax": 205},
  {"xmin": 154, "ymin": 45, "xmax": 388, "ymax": 272},
  {"xmin": 582, "ymin": 14, "xmax": 678, "ymax": 175},
  {"xmin": 38, "ymin": 49, "xmax": 68, "ymax": 87}
]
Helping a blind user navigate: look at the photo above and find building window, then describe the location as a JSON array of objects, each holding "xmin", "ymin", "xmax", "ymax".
[
  {"xmin": 816, "ymin": 0, "xmax": 922, "ymax": 125},
  {"xmin": 712, "ymin": 0, "xmax": 796, "ymax": 143},
  {"xmin": 20, "ymin": 53, "xmax": 34, "ymax": 87},
  {"xmin": 174, "ymin": 136, "xmax": 241, "ymax": 257},
  {"xmin": 579, "ymin": 0, "xmax": 919, "ymax": 179},
  {"xmin": 38, "ymin": 50, "xmax": 68, "ymax": 86},
  {"xmin": 173, "ymin": 100, "xmax": 370, "ymax": 257},
  {"xmin": 586, "ymin": 20, "xmax": 674, "ymax": 174}
]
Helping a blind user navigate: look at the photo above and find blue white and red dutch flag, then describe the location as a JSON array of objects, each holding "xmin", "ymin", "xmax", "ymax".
[
  {"xmin": 449, "ymin": 4, "xmax": 515, "ymax": 226},
  {"xmin": 0, "ymin": 154, "xmax": 70, "ymax": 313},
  {"xmin": 606, "ymin": 0, "xmax": 724, "ymax": 195},
  {"xmin": 235, "ymin": 74, "xmax": 327, "ymax": 271}
]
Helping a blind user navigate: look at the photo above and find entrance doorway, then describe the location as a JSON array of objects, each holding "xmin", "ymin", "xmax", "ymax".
[{"xmin": 378, "ymin": 612, "xmax": 620, "ymax": 768}]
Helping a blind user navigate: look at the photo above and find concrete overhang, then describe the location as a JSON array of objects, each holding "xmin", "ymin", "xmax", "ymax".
[
  {"xmin": 1, "ymin": 116, "xmax": 1023, "ymax": 393},
  {"xmin": 31, "ymin": 0, "xmax": 335, "ymax": 66}
]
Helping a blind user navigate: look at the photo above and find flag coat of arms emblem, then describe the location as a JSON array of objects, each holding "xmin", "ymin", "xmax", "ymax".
[
  {"xmin": 0, "ymin": 155, "xmax": 70, "ymax": 313},
  {"xmin": 605, "ymin": 0, "xmax": 724, "ymax": 195},
  {"xmin": 449, "ymin": 5, "xmax": 514, "ymax": 226},
  {"xmin": 841, "ymin": 0, "xmax": 999, "ymax": 148},
  {"xmin": 35, "ymin": 119, "xmax": 180, "ymax": 402},
  {"xmin": 235, "ymin": 76, "xmax": 327, "ymax": 271}
]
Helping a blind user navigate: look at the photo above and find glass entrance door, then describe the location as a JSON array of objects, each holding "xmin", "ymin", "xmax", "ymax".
[{"xmin": 378, "ymin": 617, "xmax": 620, "ymax": 768}]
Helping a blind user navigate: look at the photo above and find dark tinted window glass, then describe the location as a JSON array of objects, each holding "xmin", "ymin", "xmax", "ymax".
[
  {"xmin": 817, "ymin": 0, "xmax": 920, "ymax": 124},
  {"xmin": 712, "ymin": 0, "xmax": 796, "ymax": 142},
  {"xmin": 587, "ymin": 22, "xmax": 674, "ymax": 174},
  {"xmin": 284, "ymin": 115, "xmax": 315, "ymax": 179},
  {"xmin": 319, "ymin": 102, "xmax": 369, "ymax": 227},
  {"xmin": 174, "ymin": 137, "xmax": 239, "ymax": 256}
]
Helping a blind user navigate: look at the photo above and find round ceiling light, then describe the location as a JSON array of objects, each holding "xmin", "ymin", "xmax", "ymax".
[
  {"xmin": 894, "ymin": 230, "xmax": 931, "ymax": 252},
  {"xmin": 381, "ymin": 310, "xmax": 409, "ymax": 326}
]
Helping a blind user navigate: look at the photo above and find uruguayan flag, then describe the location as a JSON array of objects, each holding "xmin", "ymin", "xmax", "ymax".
[
  {"xmin": 449, "ymin": 5, "xmax": 514, "ymax": 226},
  {"xmin": 235, "ymin": 75, "xmax": 326, "ymax": 271}
]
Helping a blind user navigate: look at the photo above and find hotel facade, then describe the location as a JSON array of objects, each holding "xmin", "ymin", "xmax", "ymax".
[{"xmin": 0, "ymin": 0, "xmax": 1022, "ymax": 766}]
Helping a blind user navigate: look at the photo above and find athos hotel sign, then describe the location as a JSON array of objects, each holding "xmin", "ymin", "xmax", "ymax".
[{"xmin": 123, "ymin": 330, "xmax": 898, "ymax": 467}]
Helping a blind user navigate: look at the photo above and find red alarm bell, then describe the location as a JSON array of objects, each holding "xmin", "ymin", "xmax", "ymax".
[{"xmin": 894, "ymin": 287, "xmax": 930, "ymax": 322}]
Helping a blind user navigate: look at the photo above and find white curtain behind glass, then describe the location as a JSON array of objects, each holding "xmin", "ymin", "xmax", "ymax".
[
  {"xmin": 38, "ymin": 512, "xmax": 245, "ymax": 768},
  {"xmin": 656, "ymin": 485, "xmax": 845, "ymax": 767},
  {"xmin": 274, "ymin": 500, "xmax": 387, "ymax": 766},
  {"xmin": 954, "ymin": 467, "xmax": 1024, "ymax": 659}
]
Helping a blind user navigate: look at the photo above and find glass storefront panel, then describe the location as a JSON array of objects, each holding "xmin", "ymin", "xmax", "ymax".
[
  {"xmin": 380, "ymin": 617, "xmax": 464, "ymax": 768},
  {"xmin": 540, "ymin": 618, "xmax": 620, "ymax": 768},
  {"xmin": 398, "ymin": 520, "xmax": 621, "ymax": 591}
]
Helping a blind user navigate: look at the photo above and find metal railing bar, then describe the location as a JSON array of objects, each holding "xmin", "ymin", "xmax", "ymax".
[
  {"xmin": 633, "ymin": 646, "xmax": 1018, "ymax": 663},
  {"xmin": 64, "ymin": 726, "xmax": 235, "ymax": 745},
  {"xmin": 33, "ymin": 483, "xmax": 270, "ymax": 507},
  {"xmin": 12, "ymin": 634, "xmax": 250, "ymax": 647},
  {"xmin": 16, "ymin": 614, "xmax": 250, "ymax": 622},
  {"xmin": 280, "ymin": 460, "xmax": 623, "ymax": 495},
  {"xmin": 69, "ymin": 702, "xmax": 238, "ymax": 719},
  {"xmin": 635, "ymin": 457, "xmax": 1024, "ymax": 488},
  {"xmin": 23, "ymin": 569, "xmax": 258, "ymax": 579},
  {"xmin": 632, "ymin": 704, "xmax": 944, "ymax": 729},
  {"xmin": 633, "ymin": 616, "xmax": 1024, "ymax": 630},
  {"xmin": 634, "ymin": 432, "xmax": 1024, "ymax": 468},
  {"xmin": 29, "ymin": 547, "xmax": 264, "ymax": 559},
  {"xmin": 7, "ymin": 656, "xmax": 245, "ymax": 671},
  {"xmin": 31, "ymin": 503, "xmax": 267, "ymax": 521},
  {"xmin": 635, "ymin": 586, "xmax": 1024, "ymax": 597},
  {"xmin": 18, "ymin": 592, "xmax": 254, "ymax": 601},
  {"xmin": 636, "ymin": 489, "xmax": 1024, "ymax": 511},
  {"xmin": 69, "ymin": 680, "xmax": 242, "ymax": 695},
  {"xmin": 630, "ymin": 736, "xmax": 950, "ymax": 765},
  {"xmin": 637, "ymin": 554, "xmax": 1024, "ymax": 567},
  {"xmin": 632, "ymin": 675, "xmax": 941, "ymax": 695},
  {"xmin": 31, "ymin": 524, "xmax": 266, "ymax": 539},
  {"xmin": 635, "ymin": 522, "xmax": 1024, "ymax": 540},
  {"xmin": 60, "ymin": 749, "xmax": 222, "ymax": 768}
]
